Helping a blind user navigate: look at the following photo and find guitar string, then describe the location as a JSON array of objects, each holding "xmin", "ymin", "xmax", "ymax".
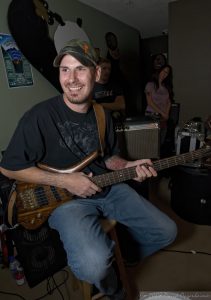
[
  {"xmin": 154, "ymin": 148, "xmax": 210, "ymax": 171},
  {"xmin": 21, "ymin": 188, "xmax": 69, "ymax": 209}
]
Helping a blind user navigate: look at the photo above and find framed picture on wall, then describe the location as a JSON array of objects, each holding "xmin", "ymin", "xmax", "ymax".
[{"xmin": 0, "ymin": 33, "xmax": 33, "ymax": 88}]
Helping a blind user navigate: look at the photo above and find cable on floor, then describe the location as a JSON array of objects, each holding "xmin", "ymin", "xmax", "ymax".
[
  {"xmin": 0, "ymin": 291, "xmax": 26, "ymax": 300},
  {"xmin": 34, "ymin": 269, "xmax": 69, "ymax": 300},
  {"xmin": 162, "ymin": 249, "xmax": 211, "ymax": 256},
  {"xmin": 0, "ymin": 269, "xmax": 69, "ymax": 300}
]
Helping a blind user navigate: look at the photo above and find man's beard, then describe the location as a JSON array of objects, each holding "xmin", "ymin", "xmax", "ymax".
[{"xmin": 66, "ymin": 96, "xmax": 89, "ymax": 105}]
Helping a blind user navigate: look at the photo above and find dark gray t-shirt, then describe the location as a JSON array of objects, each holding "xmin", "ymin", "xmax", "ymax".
[
  {"xmin": 92, "ymin": 81, "xmax": 123, "ymax": 104},
  {"xmin": 1, "ymin": 95, "xmax": 119, "ymax": 177}
]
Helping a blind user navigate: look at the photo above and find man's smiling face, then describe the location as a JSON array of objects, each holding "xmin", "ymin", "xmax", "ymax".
[{"xmin": 59, "ymin": 54, "xmax": 99, "ymax": 106}]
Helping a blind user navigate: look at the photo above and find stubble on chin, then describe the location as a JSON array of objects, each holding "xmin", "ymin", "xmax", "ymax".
[
  {"xmin": 67, "ymin": 97, "xmax": 88, "ymax": 105},
  {"xmin": 63, "ymin": 93, "xmax": 91, "ymax": 106}
]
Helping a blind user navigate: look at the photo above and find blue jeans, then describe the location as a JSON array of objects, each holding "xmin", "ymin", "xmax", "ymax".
[{"xmin": 49, "ymin": 183, "xmax": 177, "ymax": 295}]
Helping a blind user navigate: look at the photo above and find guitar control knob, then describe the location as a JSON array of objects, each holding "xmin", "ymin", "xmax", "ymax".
[
  {"xmin": 37, "ymin": 213, "xmax": 42, "ymax": 218},
  {"xmin": 31, "ymin": 219, "xmax": 35, "ymax": 224}
]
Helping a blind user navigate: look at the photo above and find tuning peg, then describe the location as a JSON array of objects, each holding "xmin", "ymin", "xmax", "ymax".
[
  {"xmin": 53, "ymin": 13, "xmax": 65, "ymax": 26},
  {"xmin": 42, "ymin": 0, "xmax": 49, "ymax": 9},
  {"xmin": 48, "ymin": 11, "xmax": 54, "ymax": 25}
]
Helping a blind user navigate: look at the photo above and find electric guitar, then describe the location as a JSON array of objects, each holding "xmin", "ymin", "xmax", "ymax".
[{"xmin": 11, "ymin": 145, "xmax": 211, "ymax": 230}]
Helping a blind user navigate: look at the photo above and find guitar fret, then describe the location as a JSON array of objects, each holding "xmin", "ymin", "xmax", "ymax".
[{"xmin": 93, "ymin": 167, "xmax": 137, "ymax": 187}]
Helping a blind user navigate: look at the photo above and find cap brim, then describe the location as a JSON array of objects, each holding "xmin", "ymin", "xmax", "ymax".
[{"xmin": 53, "ymin": 51, "xmax": 96, "ymax": 67}]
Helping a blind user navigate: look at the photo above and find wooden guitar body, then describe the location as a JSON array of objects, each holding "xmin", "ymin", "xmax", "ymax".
[
  {"xmin": 15, "ymin": 150, "xmax": 99, "ymax": 230},
  {"xmin": 16, "ymin": 182, "xmax": 72, "ymax": 230}
]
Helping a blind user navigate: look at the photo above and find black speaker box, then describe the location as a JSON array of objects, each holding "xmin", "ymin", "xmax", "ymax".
[
  {"xmin": 11, "ymin": 223, "xmax": 67, "ymax": 287},
  {"xmin": 171, "ymin": 167, "xmax": 211, "ymax": 225}
]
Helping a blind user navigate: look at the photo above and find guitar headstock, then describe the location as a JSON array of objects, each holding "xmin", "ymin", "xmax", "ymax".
[
  {"xmin": 33, "ymin": 0, "xmax": 53, "ymax": 24},
  {"xmin": 33, "ymin": 0, "xmax": 49, "ymax": 23},
  {"xmin": 33, "ymin": 0, "xmax": 64, "ymax": 25}
]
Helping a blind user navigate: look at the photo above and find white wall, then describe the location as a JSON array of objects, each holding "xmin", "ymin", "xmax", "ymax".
[{"xmin": 169, "ymin": 0, "xmax": 211, "ymax": 125}]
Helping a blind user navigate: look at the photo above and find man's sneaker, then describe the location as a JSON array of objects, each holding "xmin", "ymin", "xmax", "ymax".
[
  {"xmin": 109, "ymin": 288, "xmax": 126, "ymax": 300},
  {"xmin": 123, "ymin": 257, "xmax": 139, "ymax": 267}
]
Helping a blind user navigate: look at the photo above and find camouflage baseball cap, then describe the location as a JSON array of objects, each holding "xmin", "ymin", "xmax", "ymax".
[{"xmin": 53, "ymin": 39, "xmax": 98, "ymax": 67}]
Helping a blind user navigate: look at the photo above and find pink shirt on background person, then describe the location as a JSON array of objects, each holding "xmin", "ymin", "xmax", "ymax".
[{"xmin": 145, "ymin": 82, "xmax": 170, "ymax": 114}]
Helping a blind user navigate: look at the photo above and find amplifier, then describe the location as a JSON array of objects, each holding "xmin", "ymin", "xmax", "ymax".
[
  {"xmin": 115, "ymin": 118, "xmax": 160, "ymax": 160},
  {"xmin": 11, "ymin": 224, "xmax": 67, "ymax": 287},
  {"xmin": 171, "ymin": 167, "xmax": 211, "ymax": 225}
]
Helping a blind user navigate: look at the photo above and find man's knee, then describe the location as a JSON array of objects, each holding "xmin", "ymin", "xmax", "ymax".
[
  {"xmin": 71, "ymin": 250, "xmax": 113, "ymax": 283},
  {"xmin": 165, "ymin": 219, "xmax": 177, "ymax": 245}
]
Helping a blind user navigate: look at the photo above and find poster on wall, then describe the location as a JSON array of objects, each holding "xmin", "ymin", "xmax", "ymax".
[{"xmin": 0, "ymin": 33, "xmax": 33, "ymax": 88}]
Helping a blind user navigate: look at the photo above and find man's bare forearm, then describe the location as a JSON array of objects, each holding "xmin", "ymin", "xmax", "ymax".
[
  {"xmin": 105, "ymin": 155, "xmax": 157, "ymax": 183},
  {"xmin": 101, "ymin": 96, "xmax": 125, "ymax": 111},
  {"xmin": 0, "ymin": 166, "xmax": 68, "ymax": 188},
  {"xmin": 0, "ymin": 166, "xmax": 102, "ymax": 198},
  {"xmin": 105, "ymin": 155, "xmax": 128, "ymax": 170}
]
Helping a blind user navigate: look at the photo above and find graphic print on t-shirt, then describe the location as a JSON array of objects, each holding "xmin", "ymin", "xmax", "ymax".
[{"xmin": 57, "ymin": 117, "xmax": 99, "ymax": 159}]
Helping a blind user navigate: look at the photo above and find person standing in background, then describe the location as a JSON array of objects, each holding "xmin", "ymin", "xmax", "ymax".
[
  {"xmin": 92, "ymin": 57, "xmax": 125, "ymax": 121},
  {"xmin": 105, "ymin": 32, "xmax": 125, "ymax": 85},
  {"xmin": 151, "ymin": 53, "xmax": 167, "ymax": 74},
  {"xmin": 142, "ymin": 53, "xmax": 167, "ymax": 115},
  {"xmin": 145, "ymin": 64, "xmax": 173, "ymax": 146}
]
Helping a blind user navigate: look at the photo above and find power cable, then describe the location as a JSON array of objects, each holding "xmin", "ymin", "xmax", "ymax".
[{"xmin": 0, "ymin": 269, "xmax": 69, "ymax": 300}]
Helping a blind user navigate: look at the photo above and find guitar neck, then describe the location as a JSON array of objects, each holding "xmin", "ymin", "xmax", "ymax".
[{"xmin": 91, "ymin": 147, "xmax": 210, "ymax": 188}]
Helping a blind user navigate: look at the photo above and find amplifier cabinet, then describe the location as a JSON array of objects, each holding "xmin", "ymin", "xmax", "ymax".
[
  {"xmin": 115, "ymin": 118, "xmax": 160, "ymax": 160},
  {"xmin": 171, "ymin": 167, "xmax": 211, "ymax": 225}
]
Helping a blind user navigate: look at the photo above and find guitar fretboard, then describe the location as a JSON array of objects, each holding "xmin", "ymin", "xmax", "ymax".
[{"xmin": 92, "ymin": 147, "xmax": 210, "ymax": 188}]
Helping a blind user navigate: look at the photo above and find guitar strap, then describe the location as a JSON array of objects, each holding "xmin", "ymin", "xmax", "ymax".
[
  {"xmin": 93, "ymin": 102, "xmax": 106, "ymax": 157},
  {"xmin": 6, "ymin": 183, "xmax": 17, "ymax": 228}
]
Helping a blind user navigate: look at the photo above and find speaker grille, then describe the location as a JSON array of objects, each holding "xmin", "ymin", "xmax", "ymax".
[
  {"xmin": 12, "ymin": 224, "xmax": 67, "ymax": 287},
  {"xmin": 116, "ymin": 121, "xmax": 160, "ymax": 160}
]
